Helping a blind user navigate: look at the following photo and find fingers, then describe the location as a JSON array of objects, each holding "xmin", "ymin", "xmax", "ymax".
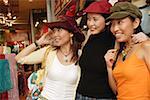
[
  {"xmin": 49, "ymin": 38, "xmax": 56, "ymax": 46},
  {"xmin": 104, "ymin": 49, "xmax": 118, "ymax": 68},
  {"xmin": 48, "ymin": 28, "xmax": 53, "ymax": 34},
  {"xmin": 132, "ymin": 32, "xmax": 149, "ymax": 43},
  {"xmin": 132, "ymin": 34, "xmax": 141, "ymax": 43},
  {"xmin": 87, "ymin": 29, "xmax": 92, "ymax": 35}
]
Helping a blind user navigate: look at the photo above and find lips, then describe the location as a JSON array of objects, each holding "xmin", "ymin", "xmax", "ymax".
[
  {"xmin": 115, "ymin": 33, "xmax": 122, "ymax": 37},
  {"xmin": 90, "ymin": 28, "xmax": 97, "ymax": 33},
  {"xmin": 114, "ymin": 33, "xmax": 122, "ymax": 39}
]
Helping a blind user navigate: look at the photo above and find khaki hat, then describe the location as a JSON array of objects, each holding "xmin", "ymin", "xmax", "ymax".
[{"xmin": 107, "ymin": 2, "xmax": 142, "ymax": 21}]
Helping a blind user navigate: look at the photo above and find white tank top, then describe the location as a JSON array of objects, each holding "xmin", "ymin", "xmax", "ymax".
[{"xmin": 41, "ymin": 55, "xmax": 78, "ymax": 100}]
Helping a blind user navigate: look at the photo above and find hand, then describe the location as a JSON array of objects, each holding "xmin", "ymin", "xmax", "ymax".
[
  {"xmin": 87, "ymin": 29, "xmax": 92, "ymax": 36},
  {"xmin": 36, "ymin": 29, "xmax": 54, "ymax": 46},
  {"xmin": 132, "ymin": 32, "xmax": 149, "ymax": 43},
  {"xmin": 104, "ymin": 49, "xmax": 117, "ymax": 69}
]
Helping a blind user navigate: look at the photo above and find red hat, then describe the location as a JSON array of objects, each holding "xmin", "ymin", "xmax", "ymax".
[
  {"xmin": 44, "ymin": 5, "xmax": 85, "ymax": 42},
  {"xmin": 84, "ymin": 0, "xmax": 112, "ymax": 14}
]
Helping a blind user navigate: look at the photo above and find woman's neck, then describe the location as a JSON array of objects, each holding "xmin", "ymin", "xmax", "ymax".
[
  {"xmin": 125, "ymin": 39, "xmax": 134, "ymax": 49},
  {"xmin": 60, "ymin": 44, "xmax": 72, "ymax": 54},
  {"xmin": 58, "ymin": 44, "xmax": 73, "ymax": 63}
]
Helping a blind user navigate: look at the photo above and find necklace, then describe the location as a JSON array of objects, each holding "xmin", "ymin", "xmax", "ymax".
[
  {"xmin": 121, "ymin": 45, "xmax": 133, "ymax": 61},
  {"xmin": 59, "ymin": 49, "xmax": 72, "ymax": 62}
]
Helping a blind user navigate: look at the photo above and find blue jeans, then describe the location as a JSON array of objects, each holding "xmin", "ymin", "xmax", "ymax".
[{"xmin": 75, "ymin": 93, "xmax": 116, "ymax": 100}]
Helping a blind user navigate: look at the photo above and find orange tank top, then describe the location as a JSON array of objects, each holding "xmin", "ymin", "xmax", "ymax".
[{"xmin": 113, "ymin": 50, "xmax": 150, "ymax": 100}]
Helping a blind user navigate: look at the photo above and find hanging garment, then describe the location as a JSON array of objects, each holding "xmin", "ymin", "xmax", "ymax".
[
  {"xmin": 5, "ymin": 54, "xmax": 19, "ymax": 100},
  {"xmin": 0, "ymin": 59, "xmax": 13, "ymax": 93}
]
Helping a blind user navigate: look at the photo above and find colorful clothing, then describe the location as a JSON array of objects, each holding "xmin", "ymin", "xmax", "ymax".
[
  {"xmin": 27, "ymin": 72, "xmax": 42, "ymax": 100},
  {"xmin": 17, "ymin": 46, "xmax": 81, "ymax": 100},
  {"xmin": 113, "ymin": 49, "xmax": 150, "ymax": 100},
  {"xmin": 0, "ymin": 60, "xmax": 13, "ymax": 93}
]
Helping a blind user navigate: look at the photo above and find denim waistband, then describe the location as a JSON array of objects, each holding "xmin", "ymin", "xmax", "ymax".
[{"xmin": 75, "ymin": 93, "xmax": 116, "ymax": 100}]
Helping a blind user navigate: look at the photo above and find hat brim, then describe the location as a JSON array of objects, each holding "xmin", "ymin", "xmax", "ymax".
[
  {"xmin": 106, "ymin": 11, "xmax": 137, "ymax": 21},
  {"xmin": 45, "ymin": 21, "xmax": 68, "ymax": 29}
]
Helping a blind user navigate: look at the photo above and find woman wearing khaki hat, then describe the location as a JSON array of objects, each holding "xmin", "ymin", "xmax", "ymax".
[
  {"xmin": 15, "ymin": 9, "xmax": 85, "ymax": 99},
  {"xmin": 76, "ymin": 0, "xmax": 149, "ymax": 100},
  {"xmin": 105, "ymin": 2, "xmax": 150, "ymax": 100}
]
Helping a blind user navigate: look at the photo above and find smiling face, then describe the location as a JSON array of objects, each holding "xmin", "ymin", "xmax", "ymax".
[
  {"xmin": 87, "ymin": 13, "xmax": 106, "ymax": 34},
  {"xmin": 110, "ymin": 17, "xmax": 140, "ymax": 42},
  {"xmin": 52, "ymin": 28, "xmax": 72, "ymax": 46}
]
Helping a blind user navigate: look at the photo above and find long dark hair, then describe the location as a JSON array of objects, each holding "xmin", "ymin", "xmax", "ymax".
[
  {"xmin": 112, "ymin": 16, "xmax": 143, "ymax": 69},
  {"xmin": 71, "ymin": 33, "xmax": 83, "ymax": 62}
]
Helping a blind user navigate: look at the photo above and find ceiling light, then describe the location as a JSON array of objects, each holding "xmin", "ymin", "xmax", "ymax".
[
  {"xmin": 13, "ymin": 16, "xmax": 17, "ymax": 20},
  {"xmin": 29, "ymin": 0, "xmax": 33, "ymax": 2},
  {"xmin": 43, "ymin": 19, "xmax": 47, "ymax": 23}
]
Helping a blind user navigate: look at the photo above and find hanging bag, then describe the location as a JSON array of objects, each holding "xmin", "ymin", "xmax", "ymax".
[{"xmin": 35, "ymin": 46, "xmax": 55, "ymax": 86}]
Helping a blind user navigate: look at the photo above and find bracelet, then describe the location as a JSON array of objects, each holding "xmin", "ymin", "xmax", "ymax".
[{"xmin": 34, "ymin": 41, "xmax": 41, "ymax": 49}]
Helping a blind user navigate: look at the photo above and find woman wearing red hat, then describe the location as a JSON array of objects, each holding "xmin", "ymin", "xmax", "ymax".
[
  {"xmin": 76, "ymin": 1, "xmax": 116, "ymax": 99},
  {"xmin": 15, "ymin": 13, "xmax": 85, "ymax": 99},
  {"xmin": 76, "ymin": 0, "xmax": 148, "ymax": 100}
]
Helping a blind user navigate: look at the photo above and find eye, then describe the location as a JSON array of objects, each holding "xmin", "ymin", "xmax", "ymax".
[
  {"xmin": 93, "ymin": 17, "xmax": 98, "ymax": 21},
  {"xmin": 87, "ymin": 17, "xmax": 91, "ymax": 21},
  {"xmin": 119, "ymin": 21, "xmax": 122, "ymax": 24},
  {"xmin": 58, "ymin": 28, "xmax": 63, "ymax": 32},
  {"xmin": 118, "ymin": 19, "xmax": 124, "ymax": 25},
  {"xmin": 53, "ymin": 28, "xmax": 58, "ymax": 32},
  {"xmin": 53, "ymin": 28, "xmax": 63, "ymax": 32}
]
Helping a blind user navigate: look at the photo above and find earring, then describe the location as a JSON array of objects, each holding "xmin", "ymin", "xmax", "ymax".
[
  {"xmin": 70, "ymin": 38, "xmax": 73, "ymax": 45},
  {"xmin": 70, "ymin": 34, "xmax": 73, "ymax": 37}
]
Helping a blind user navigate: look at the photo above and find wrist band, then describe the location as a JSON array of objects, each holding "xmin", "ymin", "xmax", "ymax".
[{"xmin": 34, "ymin": 41, "xmax": 40, "ymax": 48}]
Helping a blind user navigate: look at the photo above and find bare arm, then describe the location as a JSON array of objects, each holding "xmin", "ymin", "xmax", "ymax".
[
  {"xmin": 15, "ymin": 32, "xmax": 53, "ymax": 64},
  {"xmin": 107, "ymin": 67, "xmax": 117, "ymax": 94},
  {"xmin": 104, "ymin": 49, "xmax": 118, "ymax": 94},
  {"xmin": 15, "ymin": 43, "xmax": 38, "ymax": 61},
  {"xmin": 142, "ymin": 41, "xmax": 150, "ymax": 71}
]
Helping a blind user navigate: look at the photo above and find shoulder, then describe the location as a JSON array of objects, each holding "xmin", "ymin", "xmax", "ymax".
[
  {"xmin": 40, "ymin": 45, "xmax": 56, "ymax": 53},
  {"xmin": 141, "ymin": 40, "xmax": 150, "ymax": 50},
  {"xmin": 38, "ymin": 45, "xmax": 51, "ymax": 51},
  {"xmin": 138, "ymin": 41, "xmax": 150, "ymax": 56}
]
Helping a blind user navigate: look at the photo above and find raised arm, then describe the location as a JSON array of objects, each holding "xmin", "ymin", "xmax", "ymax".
[
  {"xmin": 15, "ymin": 42, "xmax": 39, "ymax": 62},
  {"xmin": 132, "ymin": 32, "xmax": 150, "ymax": 43},
  {"xmin": 15, "ymin": 32, "xmax": 53, "ymax": 64}
]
